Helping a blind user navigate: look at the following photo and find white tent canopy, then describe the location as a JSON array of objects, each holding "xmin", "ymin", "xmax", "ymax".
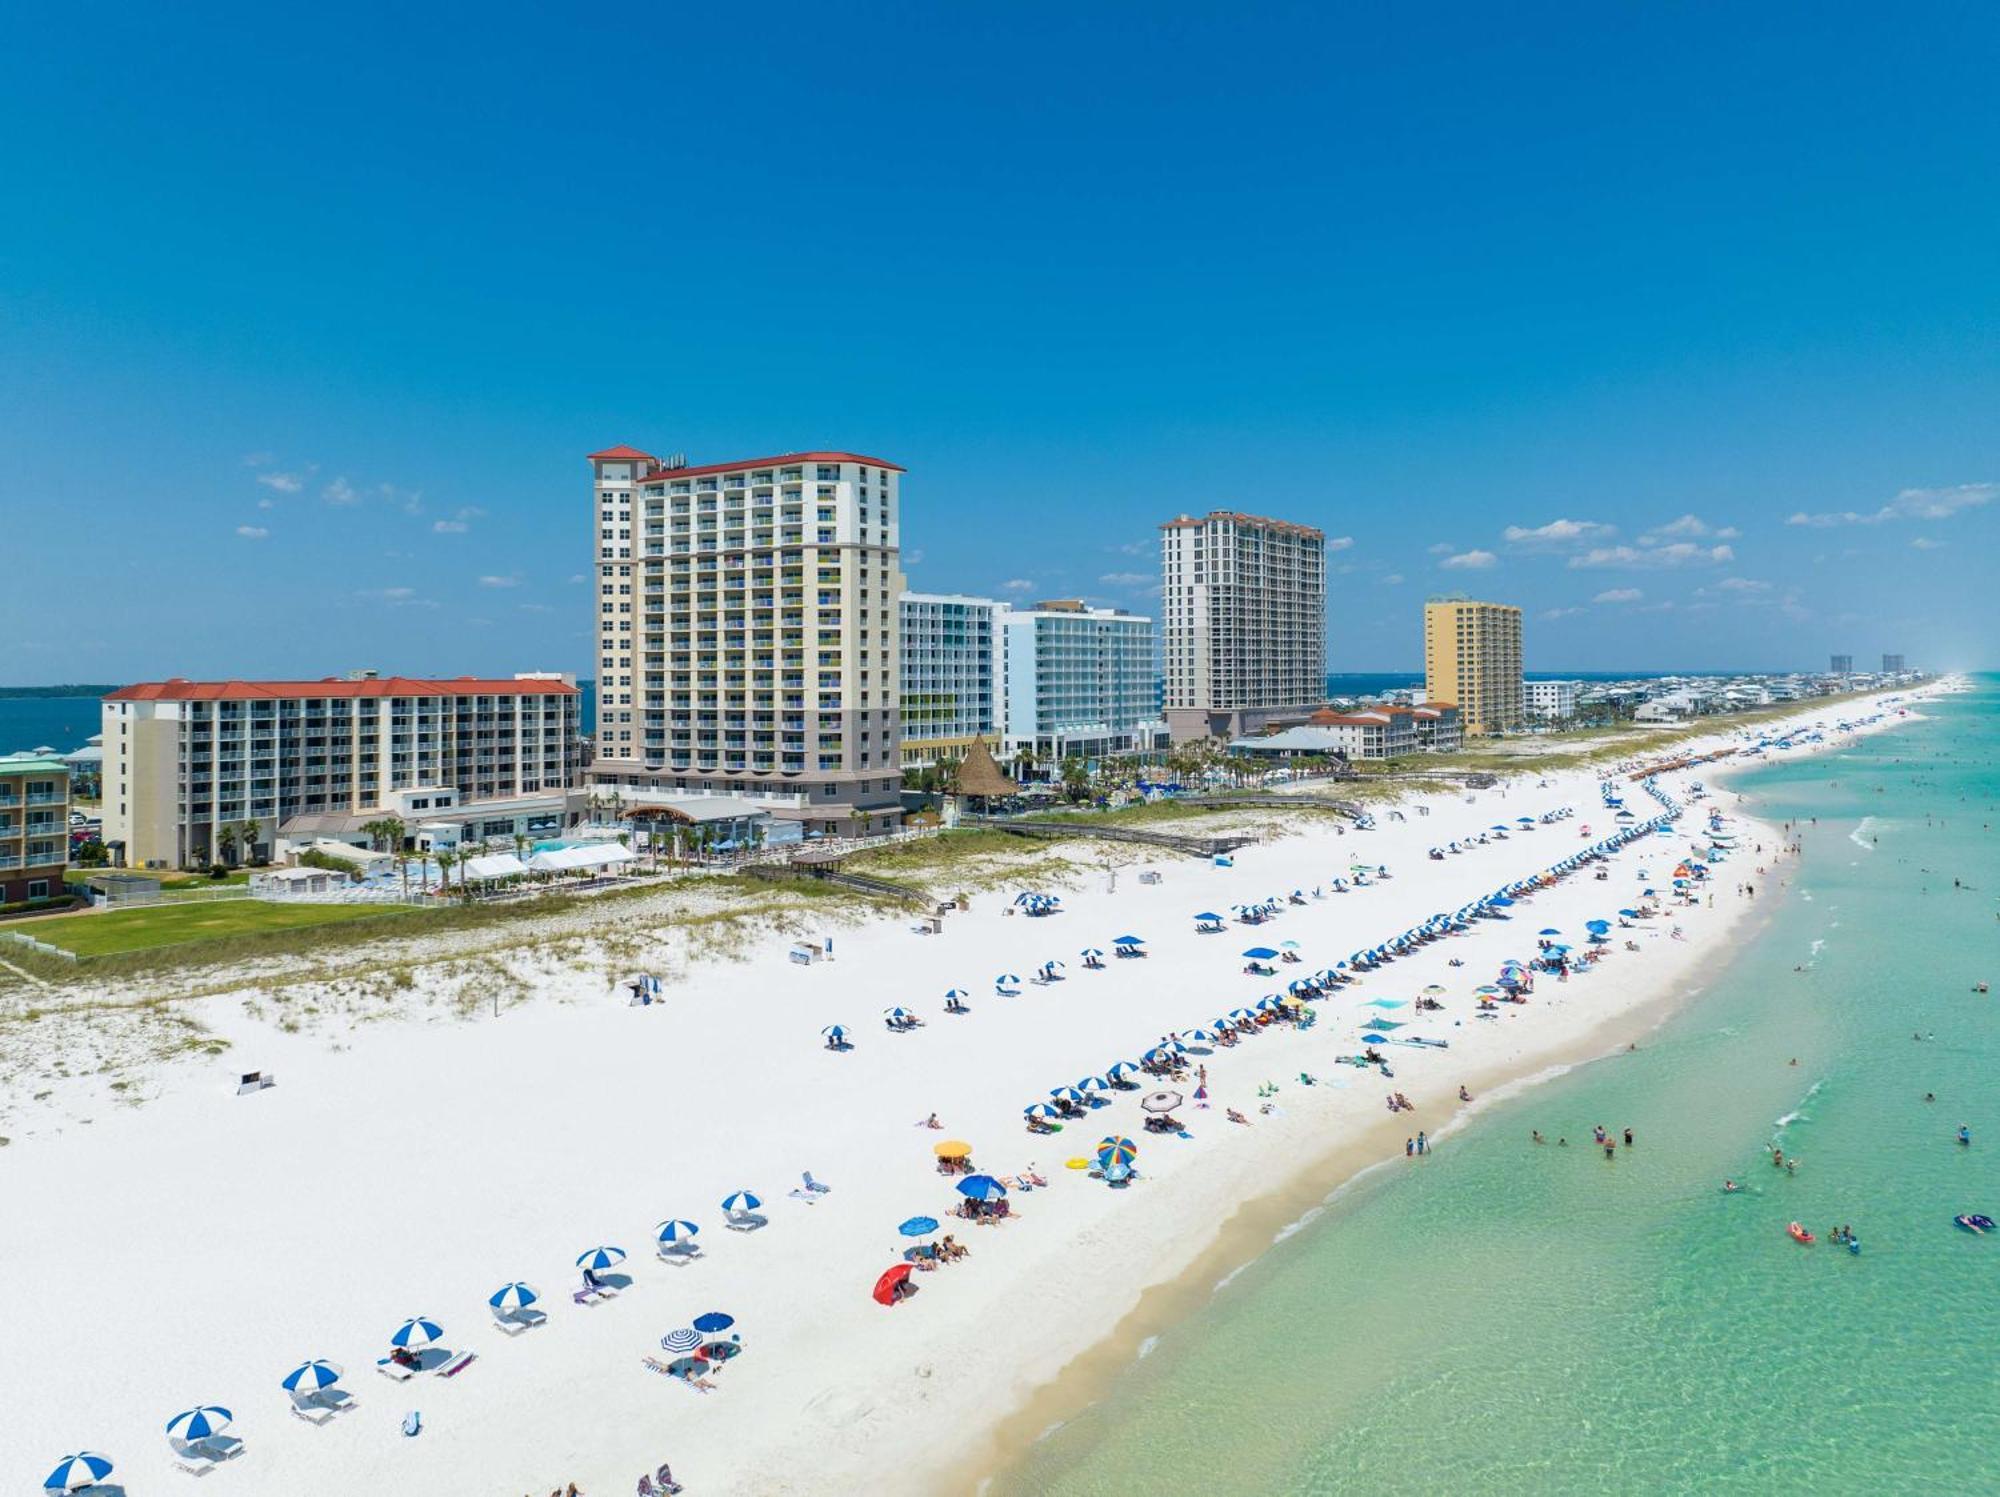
[
  {"xmin": 462, "ymin": 852, "xmax": 530, "ymax": 881},
  {"xmin": 527, "ymin": 843, "xmax": 636, "ymax": 874}
]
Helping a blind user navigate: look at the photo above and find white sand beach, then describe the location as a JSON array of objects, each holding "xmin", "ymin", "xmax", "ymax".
[{"xmin": 0, "ymin": 689, "xmax": 1936, "ymax": 1497}]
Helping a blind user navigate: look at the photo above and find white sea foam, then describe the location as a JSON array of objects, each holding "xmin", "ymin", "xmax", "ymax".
[
  {"xmin": 1850, "ymin": 817, "xmax": 1877, "ymax": 850},
  {"xmin": 1136, "ymin": 1335, "xmax": 1160, "ymax": 1360}
]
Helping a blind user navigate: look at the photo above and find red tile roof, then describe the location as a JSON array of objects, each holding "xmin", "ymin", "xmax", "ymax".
[
  {"xmin": 632, "ymin": 451, "xmax": 905, "ymax": 484},
  {"xmin": 105, "ymin": 677, "xmax": 579, "ymax": 702},
  {"xmin": 587, "ymin": 445, "xmax": 657, "ymax": 462}
]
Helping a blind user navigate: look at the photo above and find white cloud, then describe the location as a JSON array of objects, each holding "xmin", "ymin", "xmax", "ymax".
[
  {"xmin": 433, "ymin": 520, "xmax": 469, "ymax": 533},
  {"xmin": 1538, "ymin": 606, "xmax": 1585, "ymax": 620},
  {"xmin": 1568, "ymin": 542, "xmax": 1733, "ymax": 570},
  {"xmin": 234, "ymin": 524, "xmax": 269, "ymax": 540},
  {"xmin": 1326, "ymin": 535, "xmax": 1355, "ymax": 552},
  {"xmin": 1501, "ymin": 518, "xmax": 1613, "ymax": 548},
  {"xmin": 1910, "ymin": 536, "xmax": 1943, "ymax": 550},
  {"xmin": 1711, "ymin": 576, "xmax": 1771, "ymax": 594},
  {"xmin": 1788, "ymin": 481, "xmax": 1997, "ymax": 527},
  {"xmin": 1440, "ymin": 549, "xmax": 1497, "ymax": 571},
  {"xmin": 1427, "ymin": 541, "xmax": 1456, "ymax": 556},
  {"xmin": 1646, "ymin": 514, "xmax": 1738, "ymax": 541},
  {"xmin": 1380, "ymin": 573, "xmax": 1404, "ymax": 585},
  {"xmin": 256, "ymin": 497, "xmax": 276, "ymax": 510},
  {"xmin": 478, "ymin": 574, "xmax": 521, "ymax": 589},
  {"xmin": 376, "ymin": 587, "xmax": 416, "ymax": 600},
  {"xmin": 380, "ymin": 483, "xmax": 425, "ymax": 516},
  {"xmin": 256, "ymin": 471, "xmax": 303, "ymax": 494},
  {"xmin": 1114, "ymin": 539, "xmax": 1152, "ymax": 557},
  {"xmin": 1098, "ymin": 572, "xmax": 1152, "ymax": 587},
  {"xmin": 1592, "ymin": 587, "xmax": 1643, "ymax": 603},
  {"xmin": 1000, "ymin": 578, "xmax": 1036, "ymax": 593},
  {"xmin": 322, "ymin": 476, "xmax": 360, "ymax": 506}
]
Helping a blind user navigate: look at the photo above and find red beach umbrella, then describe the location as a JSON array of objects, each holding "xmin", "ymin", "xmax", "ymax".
[{"xmin": 873, "ymin": 1264, "xmax": 914, "ymax": 1306}]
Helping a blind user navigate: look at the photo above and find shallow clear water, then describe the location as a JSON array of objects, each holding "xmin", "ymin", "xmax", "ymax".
[{"xmin": 997, "ymin": 679, "xmax": 2000, "ymax": 1495}]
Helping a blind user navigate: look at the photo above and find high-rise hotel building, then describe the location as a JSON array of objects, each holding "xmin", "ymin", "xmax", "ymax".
[
  {"xmin": 1422, "ymin": 597, "xmax": 1524, "ymax": 735},
  {"xmin": 1160, "ymin": 511, "xmax": 1327, "ymax": 740},
  {"xmin": 587, "ymin": 446, "xmax": 905, "ymax": 835}
]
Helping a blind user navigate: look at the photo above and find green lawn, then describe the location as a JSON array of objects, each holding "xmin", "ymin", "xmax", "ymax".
[
  {"xmin": 41, "ymin": 900, "xmax": 411, "ymax": 957},
  {"xmin": 64, "ymin": 868, "xmax": 252, "ymax": 890}
]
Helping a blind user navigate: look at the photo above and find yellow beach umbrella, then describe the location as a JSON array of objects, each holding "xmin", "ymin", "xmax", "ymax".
[{"xmin": 933, "ymin": 1139, "xmax": 974, "ymax": 1159}]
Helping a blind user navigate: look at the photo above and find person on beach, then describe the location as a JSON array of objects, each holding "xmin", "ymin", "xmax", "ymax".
[
  {"xmin": 1623, "ymin": 1127, "xmax": 1634, "ymax": 1147},
  {"xmin": 1724, "ymin": 1179, "xmax": 1740, "ymax": 1192},
  {"xmin": 1532, "ymin": 1130, "xmax": 1545, "ymax": 1144},
  {"xmin": 1416, "ymin": 1131, "xmax": 1428, "ymax": 1155},
  {"xmin": 1958, "ymin": 1124, "xmax": 1972, "ymax": 1146},
  {"xmin": 1772, "ymin": 1145, "xmax": 1784, "ymax": 1168},
  {"xmin": 1406, "ymin": 1137, "xmax": 1415, "ymax": 1157},
  {"xmin": 1558, "ymin": 1137, "xmax": 1568, "ymax": 1146},
  {"xmin": 1604, "ymin": 1138, "xmax": 1616, "ymax": 1159}
]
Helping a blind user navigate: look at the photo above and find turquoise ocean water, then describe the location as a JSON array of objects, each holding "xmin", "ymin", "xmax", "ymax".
[{"xmin": 997, "ymin": 677, "xmax": 1998, "ymax": 1495}]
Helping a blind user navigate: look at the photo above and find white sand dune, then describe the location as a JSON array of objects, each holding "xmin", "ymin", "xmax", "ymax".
[{"xmin": 0, "ymin": 691, "xmax": 1929, "ymax": 1496}]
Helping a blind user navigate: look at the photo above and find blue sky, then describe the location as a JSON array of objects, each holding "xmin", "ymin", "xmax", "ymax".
[{"xmin": 3, "ymin": 2, "xmax": 1996, "ymax": 681}]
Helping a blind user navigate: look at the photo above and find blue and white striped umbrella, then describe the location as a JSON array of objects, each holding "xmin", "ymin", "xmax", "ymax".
[
  {"xmin": 1079, "ymin": 948, "xmax": 1103, "ymax": 958},
  {"xmin": 1076, "ymin": 1076, "xmax": 1108, "ymax": 1092},
  {"xmin": 1049, "ymin": 1084, "xmax": 1084, "ymax": 1103},
  {"xmin": 721, "ymin": 1190, "xmax": 762, "ymax": 1214},
  {"xmin": 1024, "ymin": 1101, "xmax": 1060, "ymax": 1119},
  {"xmin": 660, "ymin": 1328, "xmax": 704, "ymax": 1354},
  {"xmin": 994, "ymin": 973, "xmax": 1020, "ymax": 987},
  {"xmin": 389, "ymin": 1317, "xmax": 442, "ymax": 1350},
  {"xmin": 487, "ymin": 1283, "xmax": 539, "ymax": 1312},
  {"xmin": 821, "ymin": 1023, "xmax": 847, "ymax": 1040},
  {"xmin": 656, "ymin": 1218, "xmax": 700, "ymax": 1244},
  {"xmin": 883, "ymin": 1007, "xmax": 914, "ymax": 1021},
  {"xmin": 280, "ymin": 1358, "xmax": 344, "ymax": 1393},
  {"xmin": 943, "ymin": 988, "xmax": 970, "ymax": 1001},
  {"xmin": 44, "ymin": 1453, "xmax": 114, "ymax": 1492},
  {"xmin": 165, "ymin": 1406, "xmax": 233, "ymax": 1442},
  {"xmin": 575, "ymin": 1245, "xmax": 627, "ymax": 1273}
]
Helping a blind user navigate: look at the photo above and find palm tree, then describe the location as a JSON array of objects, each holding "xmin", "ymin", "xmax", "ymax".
[
  {"xmin": 239, "ymin": 816, "xmax": 261, "ymax": 866},
  {"xmin": 216, "ymin": 825, "xmax": 238, "ymax": 867},
  {"xmin": 433, "ymin": 847, "xmax": 456, "ymax": 899}
]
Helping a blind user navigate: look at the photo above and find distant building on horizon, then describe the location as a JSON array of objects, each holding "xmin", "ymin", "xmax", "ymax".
[
  {"xmin": 1423, "ymin": 597, "xmax": 1523, "ymax": 735},
  {"xmin": 898, "ymin": 593, "xmax": 1001, "ymax": 770},
  {"xmin": 1160, "ymin": 510, "xmax": 1326, "ymax": 741},
  {"xmin": 1830, "ymin": 653, "xmax": 1853, "ymax": 675},
  {"xmin": 1882, "ymin": 652, "xmax": 1905, "ymax": 673},
  {"xmin": 585, "ymin": 446, "xmax": 905, "ymax": 837},
  {"xmin": 100, "ymin": 675, "xmax": 582, "ymax": 869}
]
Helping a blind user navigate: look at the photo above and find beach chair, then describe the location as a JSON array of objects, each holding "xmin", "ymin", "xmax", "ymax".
[
  {"xmin": 374, "ymin": 1356, "xmax": 417, "ymax": 1381},
  {"xmin": 724, "ymin": 1211, "xmax": 767, "ymax": 1232},
  {"xmin": 804, "ymin": 1170, "xmax": 831, "ymax": 1194},
  {"xmin": 438, "ymin": 1350, "xmax": 477, "ymax": 1378},
  {"xmin": 494, "ymin": 1305, "xmax": 549, "ymax": 1334},
  {"xmin": 788, "ymin": 1186, "xmax": 818, "ymax": 1205}
]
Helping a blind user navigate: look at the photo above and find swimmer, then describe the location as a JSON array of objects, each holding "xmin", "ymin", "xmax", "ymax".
[
  {"xmin": 1958, "ymin": 1124, "xmax": 1972, "ymax": 1146},
  {"xmin": 1532, "ymin": 1130, "xmax": 1545, "ymax": 1144},
  {"xmin": 1723, "ymin": 1179, "xmax": 1740, "ymax": 1193},
  {"xmin": 1924, "ymin": 1092, "xmax": 1936, "ymax": 1103}
]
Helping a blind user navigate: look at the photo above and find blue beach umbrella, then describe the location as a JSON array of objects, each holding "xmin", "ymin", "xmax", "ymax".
[
  {"xmin": 720, "ymin": 1191, "xmax": 762, "ymax": 1214},
  {"xmin": 1538, "ymin": 927, "xmax": 1561, "ymax": 936},
  {"xmin": 165, "ymin": 1407, "xmax": 233, "ymax": 1443},
  {"xmin": 883, "ymin": 1006, "xmax": 914, "ymax": 1021},
  {"xmin": 957, "ymin": 1174, "xmax": 1009, "ymax": 1202},
  {"xmin": 1113, "ymin": 935, "xmax": 1144, "ymax": 946},
  {"xmin": 1194, "ymin": 912, "xmax": 1222, "ymax": 923},
  {"xmin": 900, "ymin": 1215, "xmax": 940, "ymax": 1237},
  {"xmin": 1049, "ymin": 1084, "xmax": 1085, "ymax": 1103},
  {"xmin": 389, "ymin": 1316, "xmax": 443, "ymax": 1349},
  {"xmin": 487, "ymin": 1283, "xmax": 539, "ymax": 1313},
  {"xmin": 576, "ymin": 1245, "xmax": 627, "ymax": 1273},
  {"xmin": 692, "ymin": 1311, "xmax": 736, "ymax": 1335},
  {"xmin": 821, "ymin": 1023, "xmax": 847, "ymax": 1041},
  {"xmin": 1079, "ymin": 949, "xmax": 1104, "ymax": 960},
  {"xmin": 995, "ymin": 973, "xmax": 1020, "ymax": 988},
  {"xmin": 660, "ymin": 1328, "xmax": 704, "ymax": 1354},
  {"xmin": 1076, "ymin": 1075, "xmax": 1108, "ymax": 1092},
  {"xmin": 943, "ymin": 988, "xmax": 969, "ymax": 1002},
  {"xmin": 43, "ymin": 1453, "xmax": 114, "ymax": 1493},
  {"xmin": 1362, "ymin": 1033, "xmax": 1388, "ymax": 1045},
  {"xmin": 1024, "ymin": 1102, "xmax": 1060, "ymax": 1119},
  {"xmin": 1243, "ymin": 946, "xmax": 1280, "ymax": 960},
  {"xmin": 655, "ymin": 1219, "xmax": 700, "ymax": 1244},
  {"xmin": 281, "ymin": 1358, "xmax": 344, "ymax": 1393}
]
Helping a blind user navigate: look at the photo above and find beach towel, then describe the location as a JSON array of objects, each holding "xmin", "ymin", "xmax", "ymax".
[{"xmin": 402, "ymin": 1410, "xmax": 422, "ymax": 1438}]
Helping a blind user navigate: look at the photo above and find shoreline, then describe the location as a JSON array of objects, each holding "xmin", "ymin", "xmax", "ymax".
[
  {"xmin": 0, "ymin": 685, "xmax": 1943, "ymax": 1497},
  {"xmin": 940, "ymin": 690, "xmax": 1930, "ymax": 1497}
]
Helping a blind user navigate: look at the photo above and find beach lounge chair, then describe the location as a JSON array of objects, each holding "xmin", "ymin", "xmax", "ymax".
[
  {"xmin": 638, "ymin": 1478, "xmax": 659, "ymax": 1496},
  {"xmin": 725, "ymin": 1211, "xmax": 768, "ymax": 1232},
  {"xmin": 493, "ymin": 1305, "xmax": 549, "ymax": 1334},
  {"xmin": 291, "ymin": 1386, "xmax": 357, "ymax": 1422},
  {"xmin": 374, "ymin": 1356, "xmax": 417, "ymax": 1381},
  {"xmin": 788, "ymin": 1186, "xmax": 818, "ymax": 1204},
  {"xmin": 804, "ymin": 1171, "xmax": 831, "ymax": 1194},
  {"xmin": 438, "ymin": 1350, "xmax": 477, "ymax": 1378}
]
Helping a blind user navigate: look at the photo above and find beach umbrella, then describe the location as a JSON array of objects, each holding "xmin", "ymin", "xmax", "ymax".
[
  {"xmin": 1517, "ymin": 815, "xmax": 1535, "ymax": 824},
  {"xmin": 165, "ymin": 1407, "xmax": 233, "ymax": 1443},
  {"xmin": 655, "ymin": 1219, "xmax": 700, "ymax": 1245},
  {"xmin": 1180, "ymin": 1028, "xmax": 1216, "ymax": 1043},
  {"xmin": 1618, "ymin": 908, "xmax": 1640, "ymax": 918},
  {"xmin": 576, "ymin": 1245, "xmax": 627, "ymax": 1273},
  {"xmin": 1279, "ymin": 939, "xmax": 1302, "ymax": 950},
  {"xmin": 1243, "ymin": 946, "xmax": 1280, "ymax": 960},
  {"xmin": 660, "ymin": 1328, "xmax": 704, "ymax": 1355},
  {"xmin": 1023, "ymin": 1102, "xmax": 1060, "ymax": 1119},
  {"xmin": 389, "ymin": 1316, "xmax": 443, "ymax": 1350},
  {"xmin": 1076, "ymin": 1076, "xmax": 1109, "ymax": 1093},
  {"xmin": 899, "ymin": 1215, "xmax": 940, "ymax": 1237},
  {"xmin": 720, "ymin": 1191, "xmax": 762, "ymax": 1214},
  {"xmin": 1362, "ymin": 1032, "xmax": 1388, "ymax": 1044},
  {"xmin": 1106, "ymin": 1060, "xmax": 1142, "ymax": 1080},
  {"xmin": 692, "ymin": 1311, "xmax": 736, "ymax": 1335},
  {"xmin": 957, "ymin": 1174, "xmax": 1008, "ymax": 1202},
  {"xmin": 1194, "ymin": 912, "xmax": 1222, "ymax": 923},
  {"xmin": 943, "ymin": 988, "xmax": 970, "ymax": 1002},
  {"xmin": 1079, "ymin": 948, "xmax": 1104, "ymax": 960},
  {"xmin": 1422, "ymin": 983, "xmax": 1446, "ymax": 996},
  {"xmin": 1113, "ymin": 935, "xmax": 1144, "ymax": 946},
  {"xmin": 1049, "ymin": 1084, "xmax": 1085, "ymax": 1103},
  {"xmin": 281, "ymin": 1357, "xmax": 344, "ymax": 1393},
  {"xmin": 1538, "ymin": 927, "xmax": 1561, "ymax": 936},
  {"xmin": 933, "ymin": 1139, "xmax": 974, "ymax": 1159},
  {"xmin": 995, "ymin": 973, "xmax": 1020, "ymax": 988},
  {"xmin": 1280, "ymin": 994, "xmax": 1307, "ymax": 1009},
  {"xmin": 883, "ymin": 1006, "xmax": 915, "ymax": 1021},
  {"xmin": 821, "ymin": 1024, "xmax": 847, "ymax": 1042},
  {"xmin": 43, "ymin": 1454, "xmax": 113, "ymax": 1493},
  {"xmin": 873, "ymin": 1264, "xmax": 914, "ymax": 1305},
  {"xmin": 1097, "ymin": 1136, "xmax": 1138, "ymax": 1166},
  {"xmin": 1141, "ymin": 1090, "xmax": 1184, "ymax": 1114}
]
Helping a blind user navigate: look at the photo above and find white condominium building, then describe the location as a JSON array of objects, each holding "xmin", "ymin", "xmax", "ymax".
[
  {"xmin": 898, "ymin": 593, "xmax": 1000, "ymax": 770},
  {"xmin": 1160, "ymin": 510, "xmax": 1326, "ymax": 740},
  {"xmin": 101, "ymin": 675, "xmax": 581, "ymax": 869},
  {"xmin": 587, "ymin": 446, "xmax": 906, "ymax": 836},
  {"xmin": 998, "ymin": 600, "xmax": 1159, "ymax": 764},
  {"xmin": 1525, "ymin": 678, "xmax": 1580, "ymax": 720}
]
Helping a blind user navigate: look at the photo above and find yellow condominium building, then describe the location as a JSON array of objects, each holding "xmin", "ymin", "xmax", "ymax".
[{"xmin": 1423, "ymin": 598, "xmax": 1523, "ymax": 735}]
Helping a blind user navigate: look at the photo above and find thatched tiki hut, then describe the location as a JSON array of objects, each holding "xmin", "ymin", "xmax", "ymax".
[{"xmin": 950, "ymin": 738, "xmax": 1019, "ymax": 814}]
